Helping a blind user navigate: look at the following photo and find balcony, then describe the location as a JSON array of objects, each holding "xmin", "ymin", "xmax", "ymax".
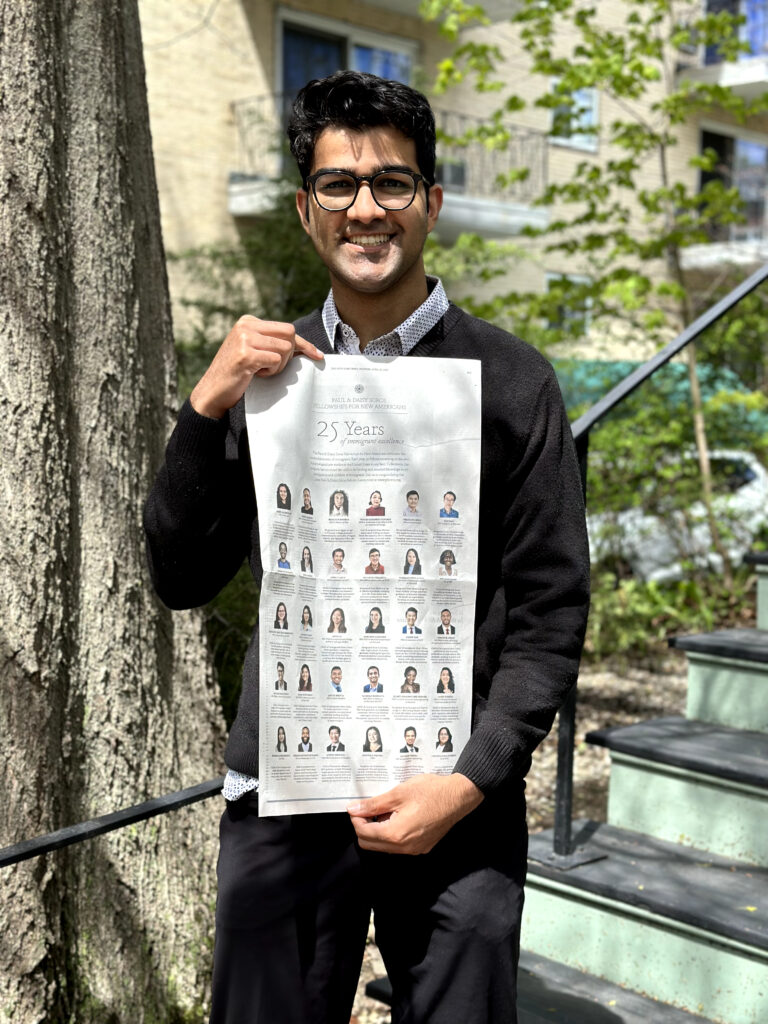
[
  {"xmin": 678, "ymin": 0, "xmax": 768, "ymax": 100},
  {"xmin": 228, "ymin": 94, "xmax": 548, "ymax": 239},
  {"xmin": 682, "ymin": 127, "xmax": 768, "ymax": 270}
]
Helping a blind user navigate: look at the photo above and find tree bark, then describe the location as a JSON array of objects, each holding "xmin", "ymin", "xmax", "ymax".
[{"xmin": 0, "ymin": 2, "xmax": 225, "ymax": 1021}]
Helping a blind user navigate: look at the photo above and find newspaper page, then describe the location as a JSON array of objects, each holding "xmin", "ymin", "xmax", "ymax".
[{"xmin": 245, "ymin": 355, "xmax": 481, "ymax": 815}]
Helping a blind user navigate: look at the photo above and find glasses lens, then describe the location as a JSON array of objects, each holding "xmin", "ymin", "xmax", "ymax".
[
  {"xmin": 313, "ymin": 173, "xmax": 357, "ymax": 210},
  {"xmin": 372, "ymin": 171, "xmax": 417, "ymax": 209}
]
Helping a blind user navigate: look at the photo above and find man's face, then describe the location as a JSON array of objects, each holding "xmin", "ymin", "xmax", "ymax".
[
  {"xmin": 369, "ymin": 550, "xmax": 380, "ymax": 567},
  {"xmin": 331, "ymin": 668, "xmax": 342, "ymax": 686},
  {"xmin": 443, "ymin": 493, "xmax": 455, "ymax": 512},
  {"xmin": 301, "ymin": 727, "xmax": 310, "ymax": 743},
  {"xmin": 277, "ymin": 666, "xmax": 284, "ymax": 680},
  {"xmin": 329, "ymin": 728, "xmax": 340, "ymax": 744},
  {"xmin": 296, "ymin": 126, "xmax": 442, "ymax": 298},
  {"xmin": 333, "ymin": 549, "xmax": 344, "ymax": 568},
  {"xmin": 441, "ymin": 610, "xmax": 451, "ymax": 628},
  {"xmin": 405, "ymin": 729, "xmax": 416, "ymax": 747},
  {"xmin": 405, "ymin": 610, "xmax": 417, "ymax": 627},
  {"xmin": 368, "ymin": 667, "xmax": 379, "ymax": 686},
  {"xmin": 407, "ymin": 492, "xmax": 419, "ymax": 511}
]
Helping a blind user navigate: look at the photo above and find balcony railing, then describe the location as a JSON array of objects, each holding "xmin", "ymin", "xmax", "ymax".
[{"xmin": 230, "ymin": 93, "xmax": 547, "ymax": 206}]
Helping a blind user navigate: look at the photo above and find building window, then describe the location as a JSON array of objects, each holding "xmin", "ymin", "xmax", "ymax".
[
  {"xmin": 701, "ymin": 129, "xmax": 768, "ymax": 240},
  {"xmin": 279, "ymin": 14, "xmax": 415, "ymax": 100},
  {"xmin": 546, "ymin": 274, "xmax": 592, "ymax": 335},
  {"xmin": 705, "ymin": 0, "xmax": 768, "ymax": 65},
  {"xmin": 549, "ymin": 85, "xmax": 599, "ymax": 153}
]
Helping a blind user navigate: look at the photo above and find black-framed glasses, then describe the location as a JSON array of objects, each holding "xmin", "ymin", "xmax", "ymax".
[{"xmin": 304, "ymin": 168, "xmax": 430, "ymax": 212}]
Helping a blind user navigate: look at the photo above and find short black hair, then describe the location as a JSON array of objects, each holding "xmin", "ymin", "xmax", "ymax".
[{"xmin": 287, "ymin": 70, "xmax": 436, "ymax": 185}]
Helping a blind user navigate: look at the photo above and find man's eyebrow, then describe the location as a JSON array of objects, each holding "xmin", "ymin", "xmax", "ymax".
[{"xmin": 312, "ymin": 164, "xmax": 418, "ymax": 177}]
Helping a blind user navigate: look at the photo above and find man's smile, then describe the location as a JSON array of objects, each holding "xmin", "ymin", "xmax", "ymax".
[{"xmin": 346, "ymin": 233, "xmax": 394, "ymax": 249}]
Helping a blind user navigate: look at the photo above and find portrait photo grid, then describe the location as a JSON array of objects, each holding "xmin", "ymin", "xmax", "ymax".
[{"xmin": 245, "ymin": 356, "xmax": 481, "ymax": 815}]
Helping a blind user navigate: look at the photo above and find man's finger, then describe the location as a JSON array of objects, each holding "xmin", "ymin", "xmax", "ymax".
[{"xmin": 294, "ymin": 334, "xmax": 325, "ymax": 361}]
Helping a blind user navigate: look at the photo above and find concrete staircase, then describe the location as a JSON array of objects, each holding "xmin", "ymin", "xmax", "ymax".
[{"xmin": 523, "ymin": 553, "xmax": 768, "ymax": 1023}]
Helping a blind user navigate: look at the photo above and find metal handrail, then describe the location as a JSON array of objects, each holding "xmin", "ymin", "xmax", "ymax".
[
  {"xmin": 3, "ymin": 264, "xmax": 767, "ymax": 870},
  {"xmin": 551, "ymin": 258, "xmax": 768, "ymax": 858}
]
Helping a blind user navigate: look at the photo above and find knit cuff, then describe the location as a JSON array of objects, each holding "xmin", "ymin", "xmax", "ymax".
[{"xmin": 453, "ymin": 724, "xmax": 525, "ymax": 794}]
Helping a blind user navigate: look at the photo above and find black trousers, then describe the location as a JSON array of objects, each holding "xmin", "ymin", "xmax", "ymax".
[{"xmin": 210, "ymin": 791, "xmax": 527, "ymax": 1024}]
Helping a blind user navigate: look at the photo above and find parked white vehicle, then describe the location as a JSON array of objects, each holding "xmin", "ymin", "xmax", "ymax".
[{"xmin": 587, "ymin": 450, "xmax": 768, "ymax": 583}]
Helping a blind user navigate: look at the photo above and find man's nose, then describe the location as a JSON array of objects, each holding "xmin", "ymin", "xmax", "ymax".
[{"xmin": 348, "ymin": 182, "xmax": 386, "ymax": 221}]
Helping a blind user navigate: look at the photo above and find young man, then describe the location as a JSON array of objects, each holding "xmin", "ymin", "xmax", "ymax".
[
  {"xmin": 144, "ymin": 70, "xmax": 589, "ymax": 1024},
  {"xmin": 363, "ymin": 666, "xmax": 383, "ymax": 693}
]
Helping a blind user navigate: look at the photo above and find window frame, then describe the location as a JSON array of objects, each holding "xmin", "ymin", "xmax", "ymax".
[
  {"xmin": 275, "ymin": 6, "xmax": 418, "ymax": 95},
  {"xmin": 548, "ymin": 81, "xmax": 600, "ymax": 154}
]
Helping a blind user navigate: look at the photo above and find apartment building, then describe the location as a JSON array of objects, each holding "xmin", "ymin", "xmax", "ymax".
[{"xmin": 138, "ymin": 0, "xmax": 768, "ymax": 355}]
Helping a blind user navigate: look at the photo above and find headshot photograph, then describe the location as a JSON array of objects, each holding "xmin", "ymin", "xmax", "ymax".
[
  {"xmin": 366, "ymin": 490, "xmax": 385, "ymax": 516},
  {"xmin": 329, "ymin": 666, "xmax": 343, "ymax": 693},
  {"xmin": 400, "ymin": 666, "xmax": 419, "ymax": 694},
  {"xmin": 364, "ymin": 547, "xmax": 385, "ymax": 575},
  {"xmin": 277, "ymin": 542, "xmax": 290, "ymax": 570},
  {"xmin": 298, "ymin": 664, "xmax": 313, "ymax": 692},
  {"xmin": 437, "ymin": 667, "xmax": 455, "ymax": 694},
  {"xmin": 403, "ymin": 489, "xmax": 420, "ymax": 517},
  {"xmin": 402, "ymin": 607, "xmax": 421, "ymax": 635},
  {"xmin": 299, "ymin": 605, "xmax": 313, "ymax": 632},
  {"xmin": 400, "ymin": 727, "xmax": 418, "ymax": 753},
  {"xmin": 365, "ymin": 606, "xmax": 385, "ymax": 634},
  {"xmin": 276, "ymin": 483, "xmax": 292, "ymax": 510},
  {"xmin": 435, "ymin": 727, "xmax": 453, "ymax": 752},
  {"xmin": 276, "ymin": 726, "xmax": 288, "ymax": 752},
  {"xmin": 329, "ymin": 547, "xmax": 346, "ymax": 574},
  {"xmin": 273, "ymin": 602, "xmax": 289, "ymax": 630},
  {"xmin": 300, "ymin": 546, "xmax": 314, "ymax": 574},
  {"xmin": 300, "ymin": 487, "xmax": 313, "ymax": 515},
  {"xmin": 438, "ymin": 550, "xmax": 458, "ymax": 577},
  {"xmin": 298, "ymin": 726, "xmax": 312, "ymax": 752},
  {"xmin": 327, "ymin": 607, "xmax": 347, "ymax": 634},
  {"xmin": 440, "ymin": 491, "xmax": 458, "ymax": 518},
  {"xmin": 363, "ymin": 726, "xmax": 383, "ymax": 753},
  {"xmin": 403, "ymin": 548, "xmax": 421, "ymax": 575},
  {"xmin": 363, "ymin": 666, "xmax": 383, "ymax": 693},
  {"xmin": 327, "ymin": 726, "xmax": 345, "ymax": 752},
  {"xmin": 274, "ymin": 662, "xmax": 287, "ymax": 691},
  {"xmin": 437, "ymin": 608, "xmax": 455, "ymax": 635},
  {"xmin": 329, "ymin": 489, "xmax": 349, "ymax": 517}
]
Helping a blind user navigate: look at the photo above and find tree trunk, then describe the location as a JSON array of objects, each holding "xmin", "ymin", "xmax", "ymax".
[{"xmin": 0, "ymin": 2, "xmax": 225, "ymax": 1021}]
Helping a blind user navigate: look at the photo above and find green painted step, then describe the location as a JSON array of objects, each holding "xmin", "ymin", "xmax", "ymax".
[
  {"xmin": 525, "ymin": 822, "xmax": 768, "ymax": 1024},
  {"xmin": 586, "ymin": 716, "xmax": 768, "ymax": 865},
  {"xmin": 668, "ymin": 629, "xmax": 768, "ymax": 732}
]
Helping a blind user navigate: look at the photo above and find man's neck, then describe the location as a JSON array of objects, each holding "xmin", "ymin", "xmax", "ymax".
[{"xmin": 330, "ymin": 270, "xmax": 429, "ymax": 348}]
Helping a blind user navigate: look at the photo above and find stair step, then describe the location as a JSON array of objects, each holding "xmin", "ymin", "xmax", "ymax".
[
  {"xmin": 524, "ymin": 822, "xmax": 768, "ymax": 1023},
  {"xmin": 667, "ymin": 629, "xmax": 768, "ymax": 732},
  {"xmin": 517, "ymin": 951, "xmax": 715, "ymax": 1023},
  {"xmin": 585, "ymin": 718, "xmax": 768, "ymax": 864},
  {"xmin": 669, "ymin": 627, "xmax": 768, "ymax": 663},
  {"xmin": 365, "ymin": 950, "xmax": 715, "ymax": 1022},
  {"xmin": 586, "ymin": 716, "xmax": 768, "ymax": 789}
]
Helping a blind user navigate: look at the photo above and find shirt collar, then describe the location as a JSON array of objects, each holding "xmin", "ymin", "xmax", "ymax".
[{"xmin": 321, "ymin": 276, "xmax": 449, "ymax": 356}]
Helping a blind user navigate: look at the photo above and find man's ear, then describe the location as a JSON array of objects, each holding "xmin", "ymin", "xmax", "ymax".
[
  {"xmin": 296, "ymin": 188, "xmax": 311, "ymax": 230},
  {"xmin": 426, "ymin": 183, "xmax": 443, "ymax": 234}
]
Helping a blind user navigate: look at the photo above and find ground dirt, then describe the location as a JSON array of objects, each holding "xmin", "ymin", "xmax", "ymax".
[{"xmin": 350, "ymin": 655, "xmax": 689, "ymax": 1024}]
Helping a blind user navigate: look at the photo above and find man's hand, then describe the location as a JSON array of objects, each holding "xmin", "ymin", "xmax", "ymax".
[
  {"xmin": 190, "ymin": 315, "xmax": 324, "ymax": 420},
  {"xmin": 347, "ymin": 773, "xmax": 484, "ymax": 856}
]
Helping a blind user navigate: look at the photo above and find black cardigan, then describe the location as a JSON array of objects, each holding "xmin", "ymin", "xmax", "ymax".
[{"xmin": 143, "ymin": 303, "xmax": 590, "ymax": 795}]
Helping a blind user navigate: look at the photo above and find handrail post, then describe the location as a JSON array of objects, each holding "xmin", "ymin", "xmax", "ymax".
[{"xmin": 552, "ymin": 428, "xmax": 589, "ymax": 857}]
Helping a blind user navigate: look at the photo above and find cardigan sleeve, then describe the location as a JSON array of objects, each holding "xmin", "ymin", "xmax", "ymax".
[
  {"xmin": 143, "ymin": 398, "xmax": 258, "ymax": 610},
  {"xmin": 453, "ymin": 366, "xmax": 590, "ymax": 795}
]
